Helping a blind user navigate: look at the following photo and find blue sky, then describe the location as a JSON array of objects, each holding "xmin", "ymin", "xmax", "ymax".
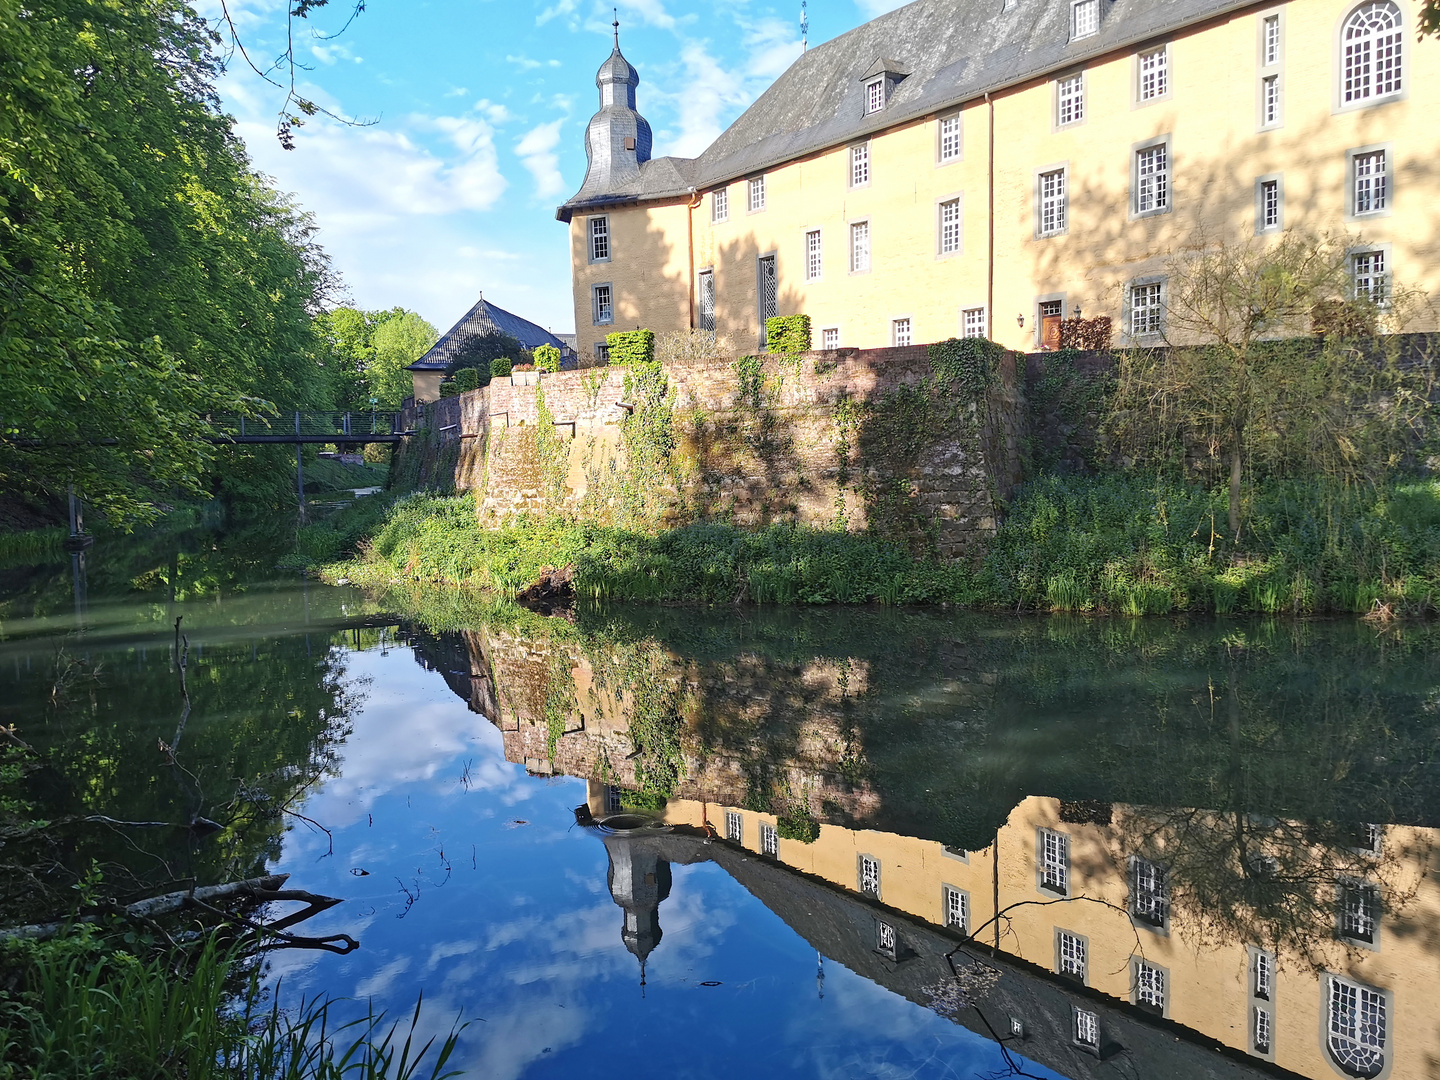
[{"xmin": 208, "ymin": 0, "xmax": 903, "ymax": 336}]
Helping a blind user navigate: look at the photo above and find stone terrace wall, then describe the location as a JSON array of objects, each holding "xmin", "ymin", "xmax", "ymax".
[{"xmin": 402, "ymin": 344, "xmax": 1026, "ymax": 561}]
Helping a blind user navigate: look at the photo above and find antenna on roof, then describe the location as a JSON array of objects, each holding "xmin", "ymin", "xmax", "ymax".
[
  {"xmin": 613, "ymin": 8, "xmax": 620, "ymax": 47},
  {"xmin": 800, "ymin": 0, "xmax": 808, "ymax": 51}
]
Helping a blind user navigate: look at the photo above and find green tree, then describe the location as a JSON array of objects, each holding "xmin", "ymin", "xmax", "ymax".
[{"xmin": 369, "ymin": 311, "xmax": 438, "ymax": 408}]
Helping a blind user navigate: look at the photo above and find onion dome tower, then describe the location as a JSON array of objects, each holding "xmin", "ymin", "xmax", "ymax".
[{"xmin": 573, "ymin": 16, "xmax": 653, "ymax": 201}]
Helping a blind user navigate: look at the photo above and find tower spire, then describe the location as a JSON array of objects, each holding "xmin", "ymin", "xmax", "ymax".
[
  {"xmin": 801, "ymin": 0, "xmax": 808, "ymax": 51},
  {"xmin": 613, "ymin": 7, "xmax": 620, "ymax": 47}
]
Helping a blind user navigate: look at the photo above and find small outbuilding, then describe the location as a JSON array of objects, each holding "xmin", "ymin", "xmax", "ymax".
[{"xmin": 406, "ymin": 291, "xmax": 574, "ymax": 403}]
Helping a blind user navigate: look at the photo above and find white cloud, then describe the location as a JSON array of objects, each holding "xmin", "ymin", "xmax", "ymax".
[
  {"xmin": 443, "ymin": 86, "xmax": 470, "ymax": 99},
  {"xmin": 515, "ymin": 120, "xmax": 567, "ymax": 200},
  {"xmin": 535, "ymin": 0, "xmax": 577, "ymax": 26},
  {"xmin": 311, "ymin": 41, "xmax": 362, "ymax": 66},
  {"xmin": 658, "ymin": 40, "xmax": 757, "ymax": 157},
  {"xmin": 474, "ymin": 99, "xmax": 513, "ymax": 125},
  {"xmin": 353, "ymin": 955, "xmax": 411, "ymax": 999}
]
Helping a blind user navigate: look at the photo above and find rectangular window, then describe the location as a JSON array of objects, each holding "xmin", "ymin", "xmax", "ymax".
[
  {"xmin": 1040, "ymin": 828, "xmax": 1069, "ymax": 893},
  {"xmin": 1262, "ymin": 74, "xmax": 1280, "ymax": 126},
  {"xmin": 1039, "ymin": 169, "xmax": 1067, "ymax": 236},
  {"xmin": 944, "ymin": 886, "xmax": 968, "ymax": 932},
  {"xmin": 1260, "ymin": 178, "xmax": 1280, "ymax": 230},
  {"xmin": 892, "ymin": 318, "xmax": 912, "ymax": 347},
  {"xmin": 866, "ymin": 78, "xmax": 885, "ymax": 114},
  {"xmin": 1130, "ymin": 281, "xmax": 1163, "ymax": 336},
  {"xmin": 589, "ymin": 216, "xmax": 610, "ymax": 261},
  {"xmin": 1057, "ymin": 930, "xmax": 1086, "ymax": 980},
  {"xmin": 1073, "ymin": 1007, "xmax": 1099, "ymax": 1048},
  {"xmin": 851, "ymin": 142, "xmax": 870, "ymax": 187},
  {"xmin": 821, "ymin": 326, "xmax": 840, "ymax": 349},
  {"xmin": 1071, "ymin": 0, "xmax": 1098, "ymax": 39},
  {"xmin": 1135, "ymin": 143, "xmax": 1168, "ymax": 214},
  {"xmin": 1353, "ymin": 250, "xmax": 1387, "ymax": 303},
  {"xmin": 595, "ymin": 343, "xmax": 611, "ymax": 363},
  {"xmin": 938, "ymin": 114, "xmax": 962, "ymax": 162},
  {"xmin": 605, "ymin": 785, "xmax": 623, "ymax": 812},
  {"xmin": 1353, "ymin": 150, "xmax": 1387, "ymax": 215},
  {"xmin": 963, "ymin": 307, "xmax": 987, "ymax": 339},
  {"xmin": 698, "ymin": 270, "xmax": 716, "ymax": 332},
  {"xmin": 712, "ymin": 188, "xmax": 729, "ymax": 223},
  {"xmin": 1131, "ymin": 857, "xmax": 1168, "ymax": 926},
  {"xmin": 761, "ymin": 823, "xmax": 778, "ymax": 857},
  {"xmin": 939, "ymin": 198, "xmax": 962, "ymax": 254},
  {"xmin": 1135, "ymin": 960, "xmax": 1166, "ymax": 1012},
  {"xmin": 1253, "ymin": 950, "xmax": 1274, "ymax": 1000},
  {"xmin": 1057, "ymin": 74, "xmax": 1085, "ymax": 126},
  {"xmin": 592, "ymin": 284, "xmax": 613, "ymax": 325},
  {"xmin": 1263, "ymin": 14, "xmax": 1280, "ymax": 66},
  {"xmin": 1138, "ymin": 47, "xmax": 1168, "ymax": 101},
  {"xmin": 876, "ymin": 920, "xmax": 897, "ymax": 958},
  {"xmin": 1340, "ymin": 882, "xmax": 1379, "ymax": 942},
  {"xmin": 748, "ymin": 175, "xmax": 766, "ymax": 213},
  {"xmin": 1254, "ymin": 1007, "xmax": 1273, "ymax": 1054},
  {"xmin": 859, "ymin": 854, "xmax": 881, "ymax": 896},
  {"xmin": 850, "ymin": 221, "xmax": 870, "ymax": 273},
  {"xmin": 758, "ymin": 255, "xmax": 778, "ymax": 342},
  {"xmin": 725, "ymin": 810, "xmax": 743, "ymax": 843},
  {"xmin": 805, "ymin": 229, "xmax": 822, "ymax": 282}
]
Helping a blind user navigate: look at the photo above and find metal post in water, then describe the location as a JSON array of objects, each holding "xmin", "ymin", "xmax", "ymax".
[{"xmin": 295, "ymin": 411, "xmax": 305, "ymax": 514}]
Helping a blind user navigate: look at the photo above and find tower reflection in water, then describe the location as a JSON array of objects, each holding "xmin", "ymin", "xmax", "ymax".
[{"xmin": 588, "ymin": 785, "xmax": 1425, "ymax": 1080}]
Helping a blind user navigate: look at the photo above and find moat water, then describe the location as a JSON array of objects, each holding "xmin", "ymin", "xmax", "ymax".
[{"xmin": 1, "ymin": 532, "xmax": 1435, "ymax": 1079}]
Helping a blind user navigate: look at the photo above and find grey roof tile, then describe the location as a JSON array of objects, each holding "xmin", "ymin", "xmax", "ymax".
[{"xmin": 407, "ymin": 293, "xmax": 568, "ymax": 371}]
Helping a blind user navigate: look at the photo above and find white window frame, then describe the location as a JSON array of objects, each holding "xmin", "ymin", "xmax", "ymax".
[
  {"xmin": 748, "ymin": 175, "xmax": 766, "ymax": 213},
  {"xmin": 1072, "ymin": 1006, "xmax": 1100, "ymax": 1050},
  {"xmin": 937, "ymin": 196, "xmax": 963, "ymax": 256},
  {"xmin": 1260, "ymin": 74, "xmax": 1282, "ymax": 128},
  {"xmin": 1136, "ymin": 45, "xmax": 1170, "ymax": 103},
  {"xmin": 859, "ymin": 853, "xmax": 881, "ymax": 897},
  {"xmin": 892, "ymin": 317, "xmax": 912, "ymax": 348},
  {"xmin": 850, "ymin": 142, "xmax": 870, "ymax": 187},
  {"xmin": 1037, "ymin": 166, "xmax": 1068, "ymax": 238},
  {"xmin": 943, "ymin": 885, "xmax": 969, "ymax": 932},
  {"xmin": 1326, "ymin": 975, "xmax": 1387, "ymax": 1076},
  {"xmin": 1338, "ymin": 880, "xmax": 1380, "ymax": 946},
  {"xmin": 712, "ymin": 187, "xmax": 729, "ymax": 223},
  {"xmin": 865, "ymin": 77, "xmax": 886, "ymax": 114},
  {"xmin": 1056, "ymin": 72, "xmax": 1085, "ymax": 127},
  {"xmin": 849, "ymin": 219, "xmax": 871, "ymax": 274},
  {"xmin": 1070, "ymin": 0, "xmax": 1099, "ymax": 41},
  {"xmin": 804, "ymin": 228, "xmax": 823, "ymax": 282},
  {"xmin": 1252, "ymin": 949, "xmax": 1274, "ymax": 999},
  {"xmin": 588, "ymin": 215, "xmax": 611, "ymax": 263},
  {"xmin": 594, "ymin": 342, "xmax": 611, "ymax": 363},
  {"xmin": 1128, "ymin": 278, "xmax": 1165, "ymax": 339},
  {"xmin": 1038, "ymin": 828, "xmax": 1069, "ymax": 895},
  {"xmin": 1131, "ymin": 135, "xmax": 1171, "ymax": 218},
  {"xmin": 1134, "ymin": 958, "xmax": 1166, "ymax": 1014},
  {"xmin": 1262, "ymin": 12, "xmax": 1282, "ymax": 67},
  {"xmin": 697, "ymin": 268, "xmax": 716, "ymax": 333},
  {"xmin": 1056, "ymin": 928, "xmax": 1087, "ymax": 982},
  {"xmin": 1254, "ymin": 1006, "xmax": 1273, "ymax": 1054},
  {"xmin": 1351, "ymin": 246, "xmax": 1389, "ymax": 305},
  {"xmin": 962, "ymin": 307, "xmax": 987, "ymax": 339},
  {"xmin": 604, "ymin": 785, "xmax": 623, "ymax": 812},
  {"xmin": 592, "ymin": 282, "xmax": 614, "ymax": 326},
  {"xmin": 820, "ymin": 326, "xmax": 841, "ymax": 349},
  {"xmin": 1255, "ymin": 173, "xmax": 1283, "ymax": 234},
  {"xmin": 1130, "ymin": 856, "xmax": 1169, "ymax": 929},
  {"xmin": 1339, "ymin": 1, "xmax": 1405, "ymax": 111},
  {"xmin": 725, "ymin": 810, "xmax": 743, "ymax": 843},
  {"xmin": 760, "ymin": 822, "xmax": 778, "ymax": 857},
  {"xmin": 1347, "ymin": 144, "xmax": 1391, "ymax": 219},
  {"xmin": 937, "ymin": 113, "xmax": 962, "ymax": 164},
  {"xmin": 876, "ymin": 919, "xmax": 897, "ymax": 958}
]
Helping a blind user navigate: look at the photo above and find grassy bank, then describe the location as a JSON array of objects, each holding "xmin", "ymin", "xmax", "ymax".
[{"xmin": 310, "ymin": 476, "xmax": 1440, "ymax": 615}]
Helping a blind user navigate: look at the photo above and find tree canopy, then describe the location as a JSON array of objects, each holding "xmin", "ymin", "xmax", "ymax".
[{"xmin": 317, "ymin": 306, "xmax": 438, "ymax": 410}]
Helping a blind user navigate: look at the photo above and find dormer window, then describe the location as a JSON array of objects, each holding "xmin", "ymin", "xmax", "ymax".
[
  {"xmin": 1071, "ymin": 0, "xmax": 1099, "ymax": 40},
  {"xmin": 866, "ymin": 78, "xmax": 885, "ymax": 114}
]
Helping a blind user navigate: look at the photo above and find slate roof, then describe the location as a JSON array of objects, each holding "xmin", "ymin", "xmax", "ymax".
[
  {"xmin": 407, "ymin": 293, "xmax": 570, "ymax": 371},
  {"xmin": 558, "ymin": 0, "xmax": 1256, "ymax": 220}
]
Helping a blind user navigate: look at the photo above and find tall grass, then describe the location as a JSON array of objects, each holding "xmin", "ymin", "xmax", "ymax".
[
  {"xmin": 324, "ymin": 477, "xmax": 1440, "ymax": 615},
  {"xmin": 0, "ymin": 526, "xmax": 66, "ymax": 567},
  {"xmin": 0, "ymin": 934, "xmax": 464, "ymax": 1080}
]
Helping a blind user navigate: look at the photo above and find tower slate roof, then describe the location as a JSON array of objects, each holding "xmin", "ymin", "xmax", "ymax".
[
  {"xmin": 568, "ymin": 22, "xmax": 656, "ymax": 210},
  {"xmin": 406, "ymin": 292, "xmax": 570, "ymax": 372},
  {"xmin": 558, "ymin": 0, "xmax": 1257, "ymax": 221}
]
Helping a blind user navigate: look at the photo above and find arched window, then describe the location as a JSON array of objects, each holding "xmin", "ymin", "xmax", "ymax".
[
  {"xmin": 1342, "ymin": 1, "xmax": 1403, "ymax": 105},
  {"xmin": 1327, "ymin": 975, "xmax": 1387, "ymax": 1077}
]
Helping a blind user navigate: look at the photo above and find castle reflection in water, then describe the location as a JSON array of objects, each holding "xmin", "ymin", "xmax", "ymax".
[{"xmin": 407, "ymin": 611, "xmax": 1440, "ymax": 1080}]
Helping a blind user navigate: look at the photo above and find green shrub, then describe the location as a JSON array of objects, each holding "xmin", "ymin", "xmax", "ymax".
[
  {"xmin": 927, "ymin": 337, "xmax": 1008, "ymax": 401},
  {"xmin": 533, "ymin": 344, "xmax": 561, "ymax": 373},
  {"xmin": 453, "ymin": 368, "xmax": 481, "ymax": 393},
  {"xmin": 606, "ymin": 329, "xmax": 655, "ymax": 366},
  {"xmin": 438, "ymin": 380, "xmax": 459, "ymax": 398},
  {"xmin": 765, "ymin": 315, "xmax": 811, "ymax": 355},
  {"xmin": 490, "ymin": 357, "xmax": 513, "ymax": 379},
  {"xmin": 777, "ymin": 813, "xmax": 821, "ymax": 843}
]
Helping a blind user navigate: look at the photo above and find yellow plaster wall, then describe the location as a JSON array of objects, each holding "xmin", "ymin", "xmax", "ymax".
[{"xmin": 568, "ymin": 0, "xmax": 1440, "ymax": 353}]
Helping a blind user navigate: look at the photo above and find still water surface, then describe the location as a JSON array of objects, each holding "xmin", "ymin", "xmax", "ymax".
[{"xmin": 1, "ymin": 540, "xmax": 1436, "ymax": 1079}]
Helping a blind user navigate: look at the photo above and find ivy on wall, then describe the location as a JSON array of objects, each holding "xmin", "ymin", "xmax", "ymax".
[
  {"xmin": 765, "ymin": 315, "xmax": 812, "ymax": 356},
  {"xmin": 533, "ymin": 383, "xmax": 571, "ymax": 511},
  {"xmin": 606, "ymin": 329, "xmax": 656, "ymax": 366}
]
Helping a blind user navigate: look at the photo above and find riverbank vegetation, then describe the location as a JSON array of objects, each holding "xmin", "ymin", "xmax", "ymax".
[{"xmin": 309, "ymin": 475, "xmax": 1440, "ymax": 615}]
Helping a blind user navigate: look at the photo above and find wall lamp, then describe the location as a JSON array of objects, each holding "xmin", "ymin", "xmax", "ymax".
[
  {"xmin": 1073, "ymin": 304, "xmax": 1083, "ymax": 318},
  {"xmin": 1016, "ymin": 314, "xmax": 1025, "ymax": 328}
]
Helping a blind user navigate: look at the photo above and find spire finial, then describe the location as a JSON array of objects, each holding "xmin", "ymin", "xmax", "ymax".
[
  {"xmin": 613, "ymin": 8, "xmax": 620, "ymax": 47},
  {"xmin": 801, "ymin": 0, "xmax": 808, "ymax": 51}
]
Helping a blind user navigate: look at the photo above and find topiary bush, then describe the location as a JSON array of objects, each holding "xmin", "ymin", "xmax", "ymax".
[
  {"xmin": 765, "ymin": 314, "xmax": 811, "ymax": 355},
  {"xmin": 453, "ymin": 368, "xmax": 480, "ymax": 393},
  {"xmin": 606, "ymin": 329, "xmax": 655, "ymax": 366},
  {"xmin": 439, "ymin": 380, "xmax": 459, "ymax": 398},
  {"xmin": 533, "ymin": 344, "xmax": 561, "ymax": 373},
  {"xmin": 927, "ymin": 337, "xmax": 1008, "ymax": 402},
  {"xmin": 490, "ymin": 357, "xmax": 513, "ymax": 379}
]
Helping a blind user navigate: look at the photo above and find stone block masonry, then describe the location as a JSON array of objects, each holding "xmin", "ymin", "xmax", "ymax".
[{"xmin": 398, "ymin": 344, "xmax": 1026, "ymax": 561}]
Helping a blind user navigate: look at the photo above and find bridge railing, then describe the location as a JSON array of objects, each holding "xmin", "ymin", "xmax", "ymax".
[{"xmin": 209, "ymin": 412, "xmax": 405, "ymax": 438}]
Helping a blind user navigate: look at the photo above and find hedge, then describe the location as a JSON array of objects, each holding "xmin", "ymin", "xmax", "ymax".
[
  {"xmin": 606, "ymin": 329, "xmax": 655, "ymax": 366},
  {"xmin": 765, "ymin": 314, "xmax": 811, "ymax": 355},
  {"xmin": 490, "ymin": 357, "xmax": 513, "ymax": 379},
  {"xmin": 533, "ymin": 344, "xmax": 561, "ymax": 373},
  {"xmin": 453, "ymin": 368, "xmax": 481, "ymax": 393}
]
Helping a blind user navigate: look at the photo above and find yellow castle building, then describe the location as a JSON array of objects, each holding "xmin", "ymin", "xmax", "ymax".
[{"xmin": 559, "ymin": 0, "xmax": 1439, "ymax": 359}]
